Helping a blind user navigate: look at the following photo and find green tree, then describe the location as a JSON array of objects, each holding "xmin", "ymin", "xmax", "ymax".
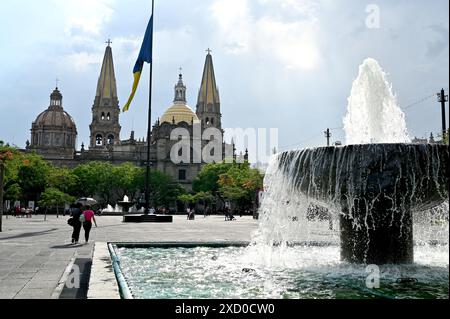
[
  {"xmin": 192, "ymin": 163, "xmax": 233, "ymax": 206},
  {"xmin": 194, "ymin": 191, "xmax": 215, "ymax": 212},
  {"xmin": 72, "ymin": 162, "xmax": 114, "ymax": 204},
  {"xmin": 38, "ymin": 187, "xmax": 75, "ymax": 220},
  {"xmin": 143, "ymin": 171, "xmax": 186, "ymax": 208},
  {"xmin": 17, "ymin": 153, "xmax": 51, "ymax": 203},
  {"xmin": 218, "ymin": 163, "xmax": 264, "ymax": 212},
  {"xmin": 111, "ymin": 163, "xmax": 142, "ymax": 202},
  {"xmin": 0, "ymin": 147, "xmax": 14, "ymax": 232},
  {"xmin": 46, "ymin": 166, "xmax": 79, "ymax": 195},
  {"xmin": 4, "ymin": 183, "xmax": 22, "ymax": 202},
  {"xmin": 178, "ymin": 194, "xmax": 195, "ymax": 210}
]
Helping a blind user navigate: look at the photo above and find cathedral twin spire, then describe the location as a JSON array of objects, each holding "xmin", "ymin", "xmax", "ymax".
[
  {"xmin": 89, "ymin": 42, "xmax": 221, "ymax": 149},
  {"xmin": 196, "ymin": 50, "xmax": 222, "ymax": 130},
  {"xmin": 197, "ymin": 50, "xmax": 220, "ymax": 107},
  {"xmin": 89, "ymin": 43, "xmax": 121, "ymax": 149},
  {"xmin": 95, "ymin": 41, "xmax": 118, "ymax": 107}
]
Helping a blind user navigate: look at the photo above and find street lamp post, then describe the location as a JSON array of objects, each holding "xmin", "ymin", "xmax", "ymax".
[{"xmin": 437, "ymin": 89, "xmax": 448, "ymax": 140}]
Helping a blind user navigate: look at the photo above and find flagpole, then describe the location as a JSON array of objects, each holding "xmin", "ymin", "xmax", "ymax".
[{"xmin": 144, "ymin": 0, "xmax": 155, "ymax": 215}]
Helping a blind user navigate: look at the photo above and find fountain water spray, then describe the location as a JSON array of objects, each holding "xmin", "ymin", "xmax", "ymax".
[
  {"xmin": 251, "ymin": 58, "xmax": 449, "ymax": 266},
  {"xmin": 344, "ymin": 58, "xmax": 410, "ymax": 144}
]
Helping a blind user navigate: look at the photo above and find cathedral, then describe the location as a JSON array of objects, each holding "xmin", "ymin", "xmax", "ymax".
[{"xmin": 27, "ymin": 43, "xmax": 234, "ymax": 190}]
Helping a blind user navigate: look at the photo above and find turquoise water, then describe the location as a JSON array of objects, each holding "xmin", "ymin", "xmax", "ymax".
[{"xmin": 114, "ymin": 245, "xmax": 449, "ymax": 299}]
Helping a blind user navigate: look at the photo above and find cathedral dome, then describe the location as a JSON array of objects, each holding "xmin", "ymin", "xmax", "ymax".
[
  {"xmin": 161, "ymin": 102, "xmax": 199, "ymax": 125},
  {"xmin": 29, "ymin": 87, "xmax": 77, "ymax": 152},
  {"xmin": 34, "ymin": 108, "xmax": 77, "ymax": 129},
  {"xmin": 34, "ymin": 88, "xmax": 76, "ymax": 129}
]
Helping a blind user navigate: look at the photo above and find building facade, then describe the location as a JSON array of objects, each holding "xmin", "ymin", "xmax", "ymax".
[{"xmin": 28, "ymin": 44, "xmax": 232, "ymax": 190}]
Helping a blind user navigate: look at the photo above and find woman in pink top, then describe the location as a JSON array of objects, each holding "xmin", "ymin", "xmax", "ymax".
[{"xmin": 82, "ymin": 205, "xmax": 97, "ymax": 243}]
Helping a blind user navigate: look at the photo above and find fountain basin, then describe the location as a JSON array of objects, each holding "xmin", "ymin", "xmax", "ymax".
[
  {"xmin": 117, "ymin": 201, "xmax": 135, "ymax": 213},
  {"xmin": 278, "ymin": 143, "xmax": 449, "ymax": 264},
  {"xmin": 107, "ymin": 242, "xmax": 449, "ymax": 299}
]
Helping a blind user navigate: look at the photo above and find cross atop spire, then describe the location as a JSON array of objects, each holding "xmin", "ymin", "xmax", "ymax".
[
  {"xmin": 206, "ymin": 48, "xmax": 212, "ymax": 55},
  {"xmin": 179, "ymin": 67, "xmax": 183, "ymax": 74},
  {"xmin": 106, "ymin": 38, "xmax": 112, "ymax": 46}
]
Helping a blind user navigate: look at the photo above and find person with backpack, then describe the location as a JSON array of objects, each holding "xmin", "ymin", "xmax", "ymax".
[{"xmin": 81, "ymin": 205, "xmax": 97, "ymax": 243}]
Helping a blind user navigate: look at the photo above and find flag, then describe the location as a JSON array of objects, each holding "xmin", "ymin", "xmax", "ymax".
[{"xmin": 122, "ymin": 16, "xmax": 153, "ymax": 112}]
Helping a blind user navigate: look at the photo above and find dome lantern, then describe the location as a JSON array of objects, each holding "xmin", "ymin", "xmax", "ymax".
[{"xmin": 161, "ymin": 73, "xmax": 199, "ymax": 125}]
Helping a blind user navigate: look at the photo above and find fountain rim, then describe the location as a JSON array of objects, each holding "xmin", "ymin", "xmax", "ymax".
[{"xmin": 281, "ymin": 142, "xmax": 448, "ymax": 153}]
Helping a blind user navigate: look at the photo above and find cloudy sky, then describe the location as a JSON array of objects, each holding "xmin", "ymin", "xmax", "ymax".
[{"xmin": 0, "ymin": 0, "xmax": 448, "ymax": 154}]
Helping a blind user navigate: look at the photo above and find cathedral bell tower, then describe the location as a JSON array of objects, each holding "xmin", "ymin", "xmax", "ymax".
[
  {"xmin": 196, "ymin": 49, "xmax": 222, "ymax": 131},
  {"xmin": 89, "ymin": 41, "xmax": 121, "ymax": 149}
]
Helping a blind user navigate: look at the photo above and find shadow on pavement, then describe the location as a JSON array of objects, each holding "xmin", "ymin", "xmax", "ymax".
[{"xmin": 0, "ymin": 229, "xmax": 58, "ymax": 241}]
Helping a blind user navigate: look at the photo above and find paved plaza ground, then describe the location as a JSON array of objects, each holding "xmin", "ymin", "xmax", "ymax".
[{"xmin": 0, "ymin": 214, "xmax": 259, "ymax": 299}]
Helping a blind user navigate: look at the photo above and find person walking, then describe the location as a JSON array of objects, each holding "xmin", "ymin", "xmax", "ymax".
[
  {"xmin": 81, "ymin": 205, "xmax": 97, "ymax": 243},
  {"xmin": 186, "ymin": 207, "xmax": 191, "ymax": 220},
  {"xmin": 70, "ymin": 203, "xmax": 83, "ymax": 244}
]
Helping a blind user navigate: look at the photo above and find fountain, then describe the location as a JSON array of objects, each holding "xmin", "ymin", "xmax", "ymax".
[
  {"xmin": 117, "ymin": 195, "xmax": 135, "ymax": 214},
  {"xmin": 257, "ymin": 58, "xmax": 449, "ymax": 264},
  {"xmin": 122, "ymin": 195, "xmax": 173, "ymax": 223}
]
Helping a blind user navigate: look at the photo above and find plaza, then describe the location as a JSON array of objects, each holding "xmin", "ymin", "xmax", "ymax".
[{"xmin": 0, "ymin": 215, "xmax": 258, "ymax": 299}]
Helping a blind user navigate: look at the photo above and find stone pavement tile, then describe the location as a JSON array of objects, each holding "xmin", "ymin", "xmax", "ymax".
[
  {"xmin": 1, "ymin": 273, "xmax": 35, "ymax": 282},
  {"xmin": 14, "ymin": 288, "xmax": 54, "ymax": 299},
  {"xmin": 0, "ymin": 291, "xmax": 17, "ymax": 299},
  {"xmin": 24, "ymin": 279, "xmax": 58, "ymax": 289},
  {"xmin": 34, "ymin": 269, "xmax": 64, "ymax": 278},
  {"xmin": 7, "ymin": 269, "xmax": 38, "ymax": 276},
  {"xmin": 0, "ymin": 285, "xmax": 26, "ymax": 298},
  {"xmin": 0, "ymin": 278, "xmax": 30, "ymax": 287}
]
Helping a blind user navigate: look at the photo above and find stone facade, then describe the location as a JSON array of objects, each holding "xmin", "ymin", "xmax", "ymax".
[{"xmin": 28, "ymin": 45, "xmax": 231, "ymax": 190}]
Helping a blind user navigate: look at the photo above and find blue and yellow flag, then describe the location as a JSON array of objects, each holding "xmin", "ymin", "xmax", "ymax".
[{"xmin": 122, "ymin": 16, "xmax": 153, "ymax": 112}]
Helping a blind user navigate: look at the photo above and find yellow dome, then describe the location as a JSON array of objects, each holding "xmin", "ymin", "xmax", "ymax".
[{"xmin": 161, "ymin": 102, "xmax": 199, "ymax": 124}]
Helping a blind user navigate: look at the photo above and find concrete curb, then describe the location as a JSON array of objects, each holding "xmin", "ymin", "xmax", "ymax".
[{"xmin": 87, "ymin": 242, "xmax": 120, "ymax": 299}]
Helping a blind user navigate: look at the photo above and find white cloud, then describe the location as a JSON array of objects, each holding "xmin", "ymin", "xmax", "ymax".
[
  {"xmin": 210, "ymin": 0, "xmax": 251, "ymax": 55},
  {"xmin": 67, "ymin": 51, "xmax": 103, "ymax": 72},
  {"xmin": 52, "ymin": 0, "xmax": 115, "ymax": 36},
  {"xmin": 209, "ymin": 0, "xmax": 321, "ymax": 70},
  {"xmin": 48, "ymin": 0, "xmax": 117, "ymax": 71}
]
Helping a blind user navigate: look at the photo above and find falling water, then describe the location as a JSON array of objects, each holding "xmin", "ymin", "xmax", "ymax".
[
  {"xmin": 344, "ymin": 58, "xmax": 411, "ymax": 144},
  {"xmin": 248, "ymin": 58, "xmax": 448, "ymax": 274},
  {"xmin": 250, "ymin": 146, "xmax": 448, "ymax": 249}
]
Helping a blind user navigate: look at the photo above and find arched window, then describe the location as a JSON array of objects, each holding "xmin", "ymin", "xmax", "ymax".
[
  {"xmin": 101, "ymin": 113, "xmax": 105, "ymax": 120},
  {"xmin": 107, "ymin": 113, "xmax": 111, "ymax": 121},
  {"xmin": 107, "ymin": 135, "xmax": 114, "ymax": 145},
  {"xmin": 96, "ymin": 134, "xmax": 103, "ymax": 146},
  {"xmin": 211, "ymin": 118, "xmax": 215, "ymax": 125},
  {"xmin": 206, "ymin": 117, "xmax": 210, "ymax": 125}
]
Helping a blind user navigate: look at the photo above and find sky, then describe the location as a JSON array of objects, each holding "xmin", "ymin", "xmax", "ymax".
[{"xmin": 0, "ymin": 0, "xmax": 448, "ymax": 155}]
